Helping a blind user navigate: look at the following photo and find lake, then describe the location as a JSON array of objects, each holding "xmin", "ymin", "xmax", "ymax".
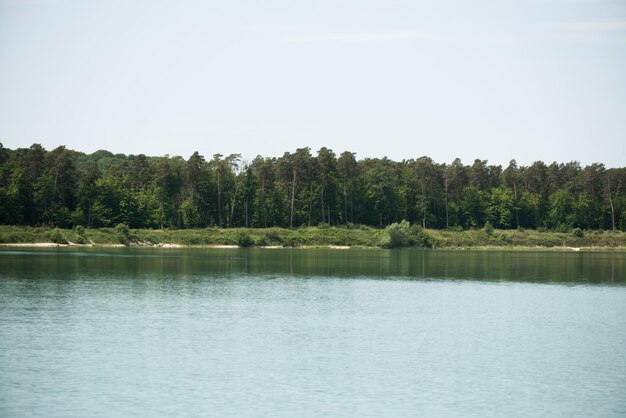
[{"xmin": 1, "ymin": 247, "xmax": 625, "ymax": 417}]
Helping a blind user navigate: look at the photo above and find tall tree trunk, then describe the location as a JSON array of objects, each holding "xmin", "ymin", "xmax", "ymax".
[
  {"xmin": 349, "ymin": 182, "xmax": 354, "ymax": 223},
  {"xmin": 229, "ymin": 180, "xmax": 240, "ymax": 228},
  {"xmin": 160, "ymin": 202, "xmax": 164, "ymax": 229},
  {"xmin": 421, "ymin": 183, "xmax": 426, "ymax": 228},
  {"xmin": 217, "ymin": 171, "xmax": 222, "ymax": 227},
  {"xmin": 320, "ymin": 178, "xmax": 325, "ymax": 223},
  {"xmin": 608, "ymin": 177, "xmax": 616, "ymax": 231},
  {"xmin": 513, "ymin": 182, "xmax": 519, "ymax": 229},
  {"xmin": 308, "ymin": 182, "xmax": 314, "ymax": 226},
  {"xmin": 343, "ymin": 184, "xmax": 348, "ymax": 224},
  {"xmin": 290, "ymin": 168, "xmax": 296, "ymax": 228},
  {"xmin": 260, "ymin": 176, "xmax": 267, "ymax": 228},
  {"xmin": 444, "ymin": 172, "xmax": 449, "ymax": 228}
]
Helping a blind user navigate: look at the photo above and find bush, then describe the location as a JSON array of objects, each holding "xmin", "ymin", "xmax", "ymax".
[
  {"xmin": 447, "ymin": 225, "xmax": 464, "ymax": 232},
  {"xmin": 380, "ymin": 221, "xmax": 436, "ymax": 249},
  {"xmin": 572, "ymin": 227, "xmax": 584, "ymax": 238},
  {"xmin": 73, "ymin": 225, "xmax": 88, "ymax": 244},
  {"xmin": 115, "ymin": 223, "xmax": 130, "ymax": 245},
  {"xmin": 282, "ymin": 234, "xmax": 304, "ymax": 247},
  {"xmin": 317, "ymin": 222, "xmax": 330, "ymax": 229},
  {"xmin": 381, "ymin": 220, "xmax": 410, "ymax": 248},
  {"xmin": 264, "ymin": 230, "xmax": 283, "ymax": 245},
  {"xmin": 554, "ymin": 225, "xmax": 570, "ymax": 233},
  {"xmin": 235, "ymin": 231, "xmax": 253, "ymax": 247},
  {"xmin": 74, "ymin": 235, "xmax": 88, "ymax": 244},
  {"xmin": 48, "ymin": 228, "xmax": 67, "ymax": 244},
  {"xmin": 409, "ymin": 224, "xmax": 434, "ymax": 248},
  {"xmin": 483, "ymin": 221, "xmax": 494, "ymax": 236},
  {"xmin": 255, "ymin": 236, "xmax": 269, "ymax": 246}
]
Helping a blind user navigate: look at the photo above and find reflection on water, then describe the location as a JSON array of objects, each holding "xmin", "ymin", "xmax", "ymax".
[{"xmin": 0, "ymin": 247, "xmax": 624, "ymax": 284}]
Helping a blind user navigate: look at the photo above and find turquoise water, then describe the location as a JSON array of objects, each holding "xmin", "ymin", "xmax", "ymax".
[{"xmin": 1, "ymin": 248, "xmax": 625, "ymax": 417}]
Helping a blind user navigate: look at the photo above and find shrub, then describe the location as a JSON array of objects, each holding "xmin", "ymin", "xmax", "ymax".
[
  {"xmin": 554, "ymin": 225, "xmax": 570, "ymax": 233},
  {"xmin": 115, "ymin": 223, "xmax": 130, "ymax": 245},
  {"xmin": 48, "ymin": 228, "xmax": 67, "ymax": 244},
  {"xmin": 381, "ymin": 220, "xmax": 410, "ymax": 248},
  {"xmin": 255, "ymin": 236, "xmax": 269, "ymax": 246},
  {"xmin": 264, "ymin": 230, "xmax": 283, "ymax": 245},
  {"xmin": 483, "ymin": 221, "xmax": 494, "ymax": 236},
  {"xmin": 572, "ymin": 227, "xmax": 584, "ymax": 238},
  {"xmin": 282, "ymin": 236, "xmax": 300, "ymax": 247},
  {"xmin": 74, "ymin": 235, "xmax": 88, "ymax": 244},
  {"xmin": 73, "ymin": 225, "xmax": 88, "ymax": 244},
  {"xmin": 235, "ymin": 231, "xmax": 253, "ymax": 247},
  {"xmin": 409, "ymin": 224, "xmax": 435, "ymax": 248},
  {"xmin": 317, "ymin": 222, "xmax": 330, "ymax": 229}
]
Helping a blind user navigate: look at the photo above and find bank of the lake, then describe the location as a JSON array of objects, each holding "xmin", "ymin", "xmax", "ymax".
[{"xmin": 0, "ymin": 225, "xmax": 625, "ymax": 249}]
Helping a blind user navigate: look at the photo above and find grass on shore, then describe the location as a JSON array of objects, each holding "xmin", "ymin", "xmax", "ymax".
[
  {"xmin": 0, "ymin": 225, "xmax": 624, "ymax": 249},
  {"xmin": 0, "ymin": 225, "xmax": 383, "ymax": 247}
]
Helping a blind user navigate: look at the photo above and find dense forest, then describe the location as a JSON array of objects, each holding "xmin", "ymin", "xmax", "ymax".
[{"xmin": 0, "ymin": 143, "xmax": 624, "ymax": 231}]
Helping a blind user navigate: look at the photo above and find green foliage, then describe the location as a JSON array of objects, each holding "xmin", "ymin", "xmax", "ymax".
[
  {"xmin": 114, "ymin": 223, "xmax": 130, "ymax": 245},
  {"xmin": 1, "ymin": 225, "xmax": 626, "ymax": 248},
  {"xmin": 460, "ymin": 186, "xmax": 487, "ymax": 229},
  {"xmin": 487, "ymin": 187, "xmax": 514, "ymax": 228},
  {"xmin": 408, "ymin": 224, "xmax": 435, "ymax": 248},
  {"xmin": 180, "ymin": 199, "xmax": 201, "ymax": 228},
  {"xmin": 381, "ymin": 220, "xmax": 410, "ymax": 248},
  {"xmin": 48, "ymin": 228, "xmax": 67, "ymax": 244},
  {"xmin": 0, "ymin": 226, "xmax": 49, "ymax": 243},
  {"xmin": 72, "ymin": 225, "xmax": 88, "ymax": 244},
  {"xmin": 572, "ymin": 228, "xmax": 584, "ymax": 238},
  {"xmin": 380, "ymin": 220, "xmax": 434, "ymax": 248},
  {"xmin": 235, "ymin": 231, "xmax": 253, "ymax": 247},
  {"xmin": 549, "ymin": 190, "xmax": 574, "ymax": 229},
  {"xmin": 0, "ymin": 143, "xmax": 625, "ymax": 232},
  {"xmin": 263, "ymin": 229, "xmax": 284, "ymax": 245},
  {"xmin": 254, "ymin": 235, "xmax": 269, "ymax": 246},
  {"xmin": 483, "ymin": 220, "xmax": 494, "ymax": 236}
]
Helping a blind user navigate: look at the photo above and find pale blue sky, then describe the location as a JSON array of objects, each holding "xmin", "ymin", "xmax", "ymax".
[{"xmin": 1, "ymin": 0, "xmax": 625, "ymax": 166}]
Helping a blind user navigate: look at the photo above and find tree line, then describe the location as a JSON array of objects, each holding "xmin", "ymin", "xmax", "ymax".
[{"xmin": 0, "ymin": 143, "xmax": 624, "ymax": 231}]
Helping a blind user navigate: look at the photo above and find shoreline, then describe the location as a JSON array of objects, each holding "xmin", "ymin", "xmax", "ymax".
[
  {"xmin": 1, "ymin": 225, "xmax": 624, "ymax": 250},
  {"xmin": 1, "ymin": 242, "xmax": 624, "ymax": 251}
]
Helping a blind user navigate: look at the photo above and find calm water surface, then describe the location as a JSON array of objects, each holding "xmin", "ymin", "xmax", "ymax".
[{"xmin": 1, "ymin": 247, "xmax": 625, "ymax": 417}]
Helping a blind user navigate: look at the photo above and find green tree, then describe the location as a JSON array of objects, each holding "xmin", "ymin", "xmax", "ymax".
[
  {"xmin": 278, "ymin": 148, "xmax": 312, "ymax": 228},
  {"xmin": 76, "ymin": 163, "xmax": 100, "ymax": 226},
  {"xmin": 460, "ymin": 186, "xmax": 486, "ymax": 228},
  {"xmin": 317, "ymin": 147, "xmax": 337, "ymax": 225},
  {"xmin": 549, "ymin": 189, "xmax": 574, "ymax": 229},
  {"xmin": 337, "ymin": 151, "xmax": 359, "ymax": 223},
  {"xmin": 180, "ymin": 199, "xmax": 201, "ymax": 228},
  {"xmin": 487, "ymin": 187, "xmax": 514, "ymax": 228},
  {"xmin": 154, "ymin": 157, "xmax": 185, "ymax": 228},
  {"xmin": 502, "ymin": 160, "xmax": 521, "ymax": 228}
]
